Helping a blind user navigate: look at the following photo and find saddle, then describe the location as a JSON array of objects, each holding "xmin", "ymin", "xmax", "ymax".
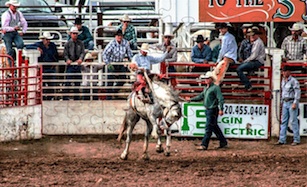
[{"xmin": 132, "ymin": 81, "xmax": 153, "ymax": 104}]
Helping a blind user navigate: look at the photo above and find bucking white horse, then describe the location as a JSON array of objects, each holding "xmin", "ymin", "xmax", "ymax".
[{"xmin": 117, "ymin": 73, "xmax": 182, "ymax": 160}]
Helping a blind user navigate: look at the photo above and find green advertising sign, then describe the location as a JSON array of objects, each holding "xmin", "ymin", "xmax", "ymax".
[{"xmin": 181, "ymin": 102, "xmax": 269, "ymax": 139}]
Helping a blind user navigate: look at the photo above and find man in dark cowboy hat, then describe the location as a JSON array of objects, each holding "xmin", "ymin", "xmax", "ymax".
[
  {"xmin": 68, "ymin": 17, "xmax": 94, "ymax": 50},
  {"xmin": 191, "ymin": 34, "xmax": 212, "ymax": 72},
  {"xmin": 190, "ymin": 34, "xmax": 212, "ymax": 86}
]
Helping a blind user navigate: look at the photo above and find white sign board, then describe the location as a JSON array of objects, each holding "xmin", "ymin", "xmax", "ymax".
[
  {"xmin": 299, "ymin": 103, "xmax": 307, "ymax": 136},
  {"xmin": 180, "ymin": 103, "xmax": 269, "ymax": 139}
]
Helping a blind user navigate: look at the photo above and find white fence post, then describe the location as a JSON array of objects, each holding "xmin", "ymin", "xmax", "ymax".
[{"xmin": 23, "ymin": 49, "xmax": 41, "ymax": 105}]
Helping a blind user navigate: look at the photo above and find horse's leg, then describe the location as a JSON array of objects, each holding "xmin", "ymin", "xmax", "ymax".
[
  {"xmin": 164, "ymin": 128, "xmax": 172, "ymax": 157},
  {"xmin": 117, "ymin": 113, "xmax": 128, "ymax": 142},
  {"xmin": 142, "ymin": 120, "xmax": 152, "ymax": 160},
  {"xmin": 120, "ymin": 111, "xmax": 139, "ymax": 160},
  {"xmin": 156, "ymin": 119, "xmax": 164, "ymax": 153},
  {"xmin": 147, "ymin": 115, "xmax": 160, "ymax": 139}
]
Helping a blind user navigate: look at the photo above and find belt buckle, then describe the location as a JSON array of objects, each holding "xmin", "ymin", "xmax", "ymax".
[{"xmin": 284, "ymin": 98, "xmax": 293, "ymax": 102}]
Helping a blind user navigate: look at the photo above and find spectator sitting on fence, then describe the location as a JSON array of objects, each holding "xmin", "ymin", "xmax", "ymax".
[
  {"xmin": 68, "ymin": 18, "xmax": 94, "ymax": 50},
  {"xmin": 81, "ymin": 53, "xmax": 103, "ymax": 100},
  {"xmin": 236, "ymin": 27, "xmax": 265, "ymax": 91},
  {"xmin": 63, "ymin": 26, "xmax": 86, "ymax": 100},
  {"xmin": 1, "ymin": 0, "xmax": 28, "ymax": 65},
  {"xmin": 212, "ymin": 22, "xmax": 237, "ymax": 86},
  {"xmin": 151, "ymin": 31, "xmax": 177, "ymax": 73},
  {"xmin": 191, "ymin": 35, "xmax": 212, "ymax": 72},
  {"xmin": 146, "ymin": 19, "xmax": 159, "ymax": 39},
  {"xmin": 26, "ymin": 31, "xmax": 59, "ymax": 100},
  {"xmin": 117, "ymin": 14, "xmax": 138, "ymax": 50},
  {"xmin": 190, "ymin": 34, "xmax": 212, "ymax": 87},
  {"xmin": 129, "ymin": 43, "xmax": 172, "ymax": 103},
  {"xmin": 281, "ymin": 22, "xmax": 307, "ymax": 62},
  {"xmin": 238, "ymin": 24, "xmax": 252, "ymax": 63},
  {"xmin": 211, "ymin": 34, "xmax": 223, "ymax": 63},
  {"xmin": 102, "ymin": 29, "xmax": 133, "ymax": 100}
]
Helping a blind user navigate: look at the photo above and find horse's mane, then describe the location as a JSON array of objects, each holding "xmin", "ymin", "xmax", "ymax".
[{"xmin": 152, "ymin": 80, "xmax": 180, "ymax": 106}]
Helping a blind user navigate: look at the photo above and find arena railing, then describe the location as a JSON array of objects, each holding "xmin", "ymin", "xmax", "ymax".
[
  {"xmin": 38, "ymin": 61, "xmax": 134, "ymax": 100},
  {"xmin": 37, "ymin": 60, "xmax": 273, "ymax": 103},
  {"xmin": 164, "ymin": 62, "xmax": 273, "ymax": 105}
]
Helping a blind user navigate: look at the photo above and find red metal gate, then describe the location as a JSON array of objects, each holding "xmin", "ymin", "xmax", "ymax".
[{"xmin": 0, "ymin": 51, "xmax": 42, "ymax": 108}]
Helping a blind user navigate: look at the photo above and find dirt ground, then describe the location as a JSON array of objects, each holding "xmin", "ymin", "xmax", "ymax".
[{"xmin": 0, "ymin": 135, "xmax": 306, "ymax": 187}]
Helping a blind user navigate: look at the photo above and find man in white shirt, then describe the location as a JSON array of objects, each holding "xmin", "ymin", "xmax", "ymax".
[{"xmin": 1, "ymin": 0, "xmax": 28, "ymax": 64}]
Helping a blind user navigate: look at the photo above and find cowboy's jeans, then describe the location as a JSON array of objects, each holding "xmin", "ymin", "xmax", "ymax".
[
  {"xmin": 3, "ymin": 31, "xmax": 24, "ymax": 64},
  {"xmin": 84, "ymin": 40, "xmax": 94, "ymax": 50},
  {"xmin": 278, "ymin": 101, "xmax": 300, "ymax": 143},
  {"xmin": 201, "ymin": 107, "xmax": 227, "ymax": 148},
  {"xmin": 236, "ymin": 60, "xmax": 262, "ymax": 89},
  {"xmin": 64, "ymin": 65, "xmax": 82, "ymax": 100}
]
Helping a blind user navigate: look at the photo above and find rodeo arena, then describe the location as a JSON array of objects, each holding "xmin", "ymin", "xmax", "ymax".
[{"xmin": 0, "ymin": 0, "xmax": 307, "ymax": 186}]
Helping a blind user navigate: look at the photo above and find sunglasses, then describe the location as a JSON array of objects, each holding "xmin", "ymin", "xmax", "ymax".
[
  {"xmin": 72, "ymin": 33, "xmax": 78, "ymax": 35},
  {"xmin": 164, "ymin": 36, "xmax": 171, "ymax": 39},
  {"xmin": 123, "ymin": 21, "xmax": 130, "ymax": 23}
]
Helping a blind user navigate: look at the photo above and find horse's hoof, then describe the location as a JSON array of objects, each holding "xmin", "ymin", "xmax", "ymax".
[
  {"xmin": 156, "ymin": 146, "xmax": 164, "ymax": 153},
  {"xmin": 142, "ymin": 154, "xmax": 150, "ymax": 160},
  {"xmin": 151, "ymin": 133, "xmax": 159, "ymax": 139},
  {"xmin": 120, "ymin": 153, "xmax": 128, "ymax": 160},
  {"xmin": 164, "ymin": 152, "xmax": 170, "ymax": 157}
]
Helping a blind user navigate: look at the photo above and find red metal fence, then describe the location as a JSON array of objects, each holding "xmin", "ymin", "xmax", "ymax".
[{"xmin": 0, "ymin": 52, "xmax": 42, "ymax": 108}]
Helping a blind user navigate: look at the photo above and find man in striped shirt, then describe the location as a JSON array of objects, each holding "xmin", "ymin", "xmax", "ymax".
[
  {"xmin": 281, "ymin": 23, "xmax": 307, "ymax": 61},
  {"xmin": 1, "ymin": 0, "xmax": 27, "ymax": 64},
  {"xmin": 103, "ymin": 29, "xmax": 133, "ymax": 99}
]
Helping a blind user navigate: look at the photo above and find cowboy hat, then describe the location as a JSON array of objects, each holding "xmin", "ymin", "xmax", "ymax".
[
  {"xmin": 241, "ymin": 23, "xmax": 253, "ymax": 28},
  {"xmin": 200, "ymin": 71, "xmax": 215, "ymax": 81},
  {"xmin": 162, "ymin": 31, "xmax": 174, "ymax": 39},
  {"xmin": 281, "ymin": 66, "xmax": 293, "ymax": 71},
  {"xmin": 195, "ymin": 35, "xmax": 207, "ymax": 43},
  {"xmin": 119, "ymin": 14, "xmax": 132, "ymax": 22},
  {"xmin": 217, "ymin": 22, "xmax": 228, "ymax": 29},
  {"xmin": 246, "ymin": 26, "xmax": 262, "ymax": 36},
  {"xmin": 73, "ymin": 17, "xmax": 84, "ymax": 25},
  {"xmin": 38, "ymin": 31, "xmax": 54, "ymax": 40},
  {"xmin": 84, "ymin": 53, "xmax": 94, "ymax": 61},
  {"xmin": 139, "ymin": 43, "xmax": 150, "ymax": 53},
  {"xmin": 5, "ymin": 0, "xmax": 20, "ymax": 7},
  {"xmin": 114, "ymin": 29, "xmax": 123, "ymax": 36},
  {"xmin": 69, "ymin": 26, "xmax": 80, "ymax": 34},
  {"xmin": 288, "ymin": 23, "xmax": 303, "ymax": 31}
]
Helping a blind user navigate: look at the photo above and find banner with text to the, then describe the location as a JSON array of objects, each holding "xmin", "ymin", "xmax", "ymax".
[{"xmin": 199, "ymin": 0, "xmax": 307, "ymax": 22}]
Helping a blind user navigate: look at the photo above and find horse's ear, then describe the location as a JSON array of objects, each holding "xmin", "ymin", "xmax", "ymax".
[{"xmin": 173, "ymin": 89, "xmax": 181, "ymax": 95}]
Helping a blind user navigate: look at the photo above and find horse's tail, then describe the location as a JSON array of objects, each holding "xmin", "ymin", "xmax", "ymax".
[{"xmin": 117, "ymin": 113, "xmax": 128, "ymax": 142}]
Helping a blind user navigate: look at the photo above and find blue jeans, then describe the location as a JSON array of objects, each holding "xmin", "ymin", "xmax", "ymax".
[
  {"xmin": 278, "ymin": 101, "xmax": 300, "ymax": 143},
  {"xmin": 106, "ymin": 65, "xmax": 127, "ymax": 100},
  {"xmin": 3, "ymin": 31, "xmax": 24, "ymax": 65},
  {"xmin": 236, "ymin": 60, "xmax": 263, "ymax": 89},
  {"xmin": 84, "ymin": 40, "xmax": 94, "ymax": 50},
  {"xmin": 201, "ymin": 107, "xmax": 227, "ymax": 148},
  {"xmin": 64, "ymin": 65, "xmax": 82, "ymax": 100}
]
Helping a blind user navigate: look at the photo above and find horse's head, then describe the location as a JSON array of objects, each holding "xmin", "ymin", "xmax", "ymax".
[{"xmin": 163, "ymin": 102, "xmax": 182, "ymax": 127}]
